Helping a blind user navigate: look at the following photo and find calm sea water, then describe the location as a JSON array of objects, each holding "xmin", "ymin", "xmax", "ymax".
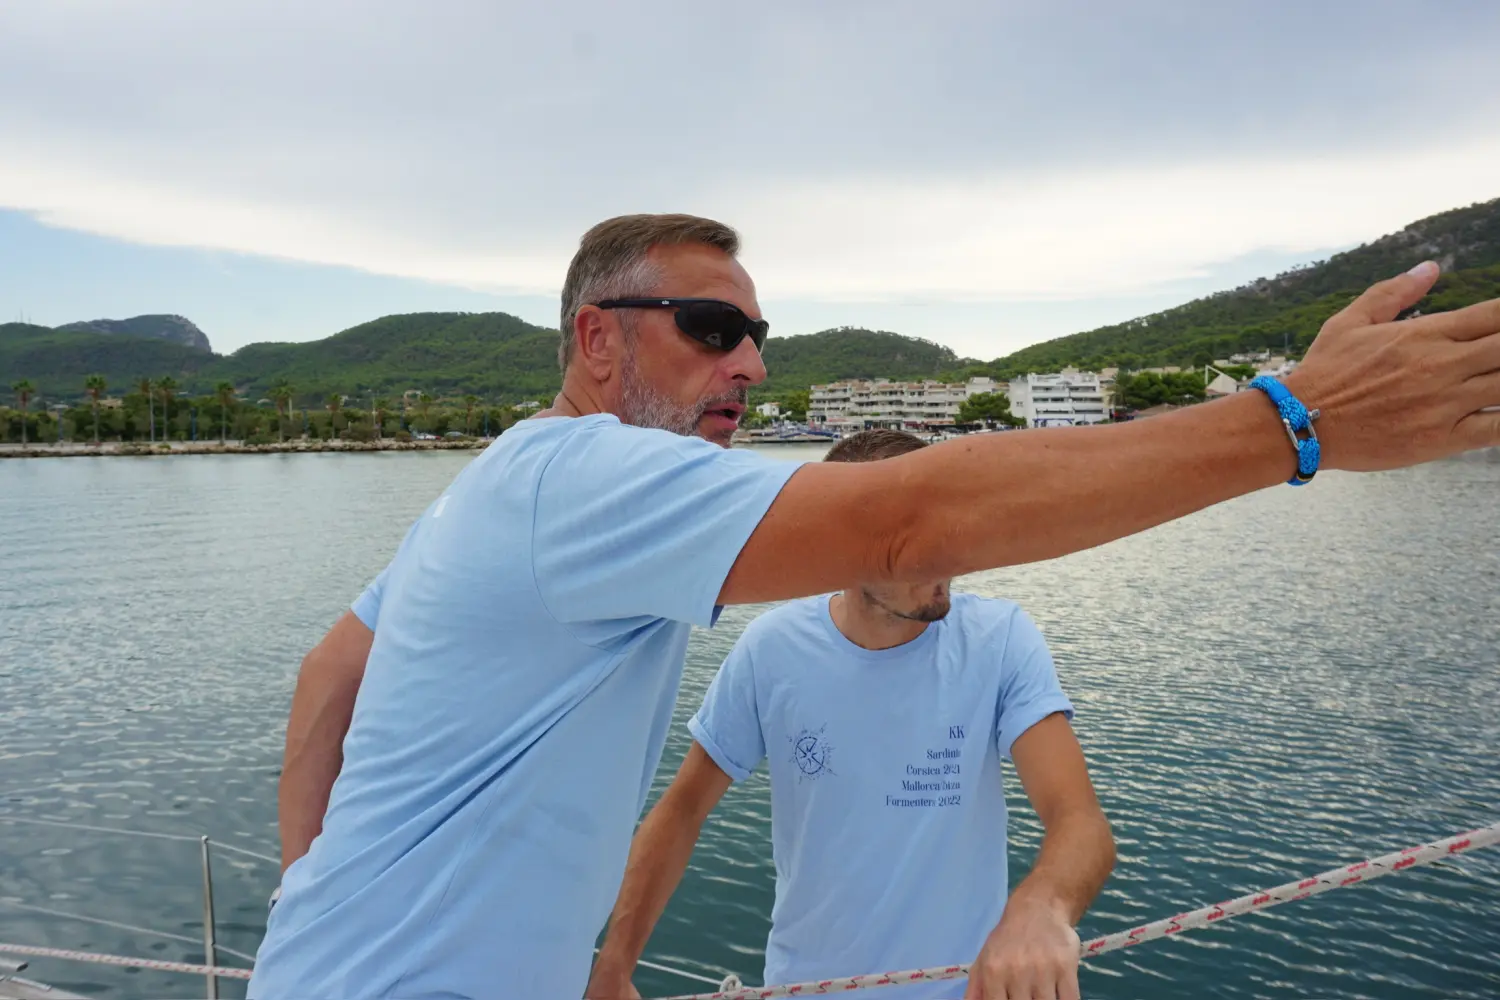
[{"xmin": 1, "ymin": 446, "xmax": 1497, "ymax": 1000}]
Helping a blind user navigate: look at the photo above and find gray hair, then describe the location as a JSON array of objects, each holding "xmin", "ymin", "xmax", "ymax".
[{"xmin": 557, "ymin": 213, "xmax": 741, "ymax": 371}]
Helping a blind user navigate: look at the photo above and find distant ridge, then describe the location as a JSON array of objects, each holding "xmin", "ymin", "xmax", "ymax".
[
  {"xmin": 57, "ymin": 314, "xmax": 213, "ymax": 353},
  {"xmin": 986, "ymin": 196, "xmax": 1500, "ymax": 374},
  {"xmin": 3, "ymin": 196, "xmax": 1499, "ymax": 401}
]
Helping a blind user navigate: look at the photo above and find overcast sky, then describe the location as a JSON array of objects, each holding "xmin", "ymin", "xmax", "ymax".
[{"xmin": 3, "ymin": 0, "xmax": 1499, "ymax": 359}]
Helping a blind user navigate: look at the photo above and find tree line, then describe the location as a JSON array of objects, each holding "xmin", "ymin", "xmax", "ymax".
[{"xmin": 3, "ymin": 374, "xmax": 533, "ymax": 446}]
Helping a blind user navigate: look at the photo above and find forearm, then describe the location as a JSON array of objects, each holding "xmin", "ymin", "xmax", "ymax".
[
  {"xmin": 1011, "ymin": 807, "xmax": 1116, "ymax": 926},
  {"xmin": 594, "ymin": 801, "xmax": 707, "ymax": 974},
  {"xmin": 726, "ymin": 393, "xmax": 1291, "ymax": 604},
  {"xmin": 892, "ymin": 392, "xmax": 1288, "ymax": 582},
  {"xmin": 277, "ymin": 660, "xmax": 362, "ymax": 871}
]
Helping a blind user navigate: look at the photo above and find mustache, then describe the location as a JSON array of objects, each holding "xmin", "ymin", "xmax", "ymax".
[{"xmin": 694, "ymin": 386, "xmax": 749, "ymax": 417}]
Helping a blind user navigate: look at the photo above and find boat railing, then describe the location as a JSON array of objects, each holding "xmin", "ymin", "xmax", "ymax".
[
  {"xmin": 0, "ymin": 814, "xmax": 271, "ymax": 998},
  {"xmin": 0, "ymin": 812, "xmax": 734, "ymax": 996}
]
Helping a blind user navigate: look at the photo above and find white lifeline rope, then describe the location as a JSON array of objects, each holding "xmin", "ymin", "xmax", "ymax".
[
  {"xmin": 659, "ymin": 820, "xmax": 1500, "ymax": 1000},
  {"xmin": 1, "ymin": 822, "xmax": 1493, "ymax": 994},
  {"xmin": 0, "ymin": 941, "xmax": 253, "ymax": 980}
]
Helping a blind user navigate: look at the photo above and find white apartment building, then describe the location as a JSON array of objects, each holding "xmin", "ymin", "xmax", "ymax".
[
  {"xmin": 1007, "ymin": 369, "xmax": 1110, "ymax": 428},
  {"xmin": 756, "ymin": 401, "xmax": 781, "ymax": 418},
  {"xmin": 808, "ymin": 377, "xmax": 1000, "ymax": 431}
]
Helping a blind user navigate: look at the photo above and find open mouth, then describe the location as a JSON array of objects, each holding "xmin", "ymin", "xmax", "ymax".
[{"xmin": 704, "ymin": 404, "xmax": 744, "ymax": 424}]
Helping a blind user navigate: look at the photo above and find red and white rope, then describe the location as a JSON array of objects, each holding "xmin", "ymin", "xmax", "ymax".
[
  {"xmin": 660, "ymin": 820, "xmax": 1500, "ymax": 999},
  {"xmin": 2, "ymin": 822, "xmax": 1493, "ymax": 996},
  {"xmin": 0, "ymin": 941, "xmax": 252, "ymax": 981}
]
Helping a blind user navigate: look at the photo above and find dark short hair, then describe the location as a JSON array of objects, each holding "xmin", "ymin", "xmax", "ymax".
[{"xmin": 824, "ymin": 429, "xmax": 928, "ymax": 464}]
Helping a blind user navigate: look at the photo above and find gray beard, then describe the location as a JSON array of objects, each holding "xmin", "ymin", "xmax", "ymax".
[{"xmin": 619, "ymin": 348, "xmax": 746, "ymax": 440}]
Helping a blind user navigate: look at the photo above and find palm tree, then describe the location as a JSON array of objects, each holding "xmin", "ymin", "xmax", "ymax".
[
  {"xmin": 463, "ymin": 395, "xmax": 478, "ymax": 435},
  {"xmin": 137, "ymin": 377, "xmax": 155, "ymax": 442},
  {"xmin": 85, "ymin": 374, "xmax": 107, "ymax": 444},
  {"xmin": 215, "ymin": 381, "xmax": 235, "ymax": 444},
  {"xmin": 373, "ymin": 398, "xmax": 390, "ymax": 439},
  {"xmin": 156, "ymin": 376, "xmax": 178, "ymax": 441},
  {"xmin": 417, "ymin": 392, "xmax": 432, "ymax": 432},
  {"xmin": 271, "ymin": 379, "xmax": 293, "ymax": 442},
  {"xmin": 326, "ymin": 394, "xmax": 343, "ymax": 440},
  {"xmin": 11, "ymin": 379, "xmax": 34, "ymax": 446}
]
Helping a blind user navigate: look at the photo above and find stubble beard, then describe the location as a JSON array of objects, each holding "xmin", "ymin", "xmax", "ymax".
[{"xmin": 619, "ymin": 346, "xmax": 746, "ymax": 446}]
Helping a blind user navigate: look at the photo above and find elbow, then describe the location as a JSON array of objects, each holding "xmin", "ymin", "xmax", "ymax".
[
  {"xmin": 868, "ymin": 468, "xmax": 940, "ymax": 585},
  {"xmin": 871, "ymin": 458, "xmax": 975, "ymax": 585},
  {"xmin": 879, "ymin": 508, "xmax": 959, "ymax": 587},
  {"xmin": 1096, "ymin": 810, "xmax": 1118, "ymax": 876}
]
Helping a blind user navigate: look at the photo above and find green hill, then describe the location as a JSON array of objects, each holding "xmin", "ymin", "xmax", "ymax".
[
  {"xmin": 0, "ymin": 322, "xmax": 216, "ymax": 398},
  {"xmin": 984, "ymin": 196, "xmax": 1500, "ymax": 375},
  {"xmin": 758, "ymin": 327, "xmax": 966, "ymax": 395},
  {"xmin": 5, "ymin": 195, "xmax": 1499, "ymax": 405},
  {"xmin": 56, "ymin": 314, "xmax": 213, "ymax": 353},
  {"xmin": 211, "ymin": 312, "xmax": 561, "ymax": 403},
  {"xmin": 0, "ymin": 313, "xmax": 970, "ymax": 406}
]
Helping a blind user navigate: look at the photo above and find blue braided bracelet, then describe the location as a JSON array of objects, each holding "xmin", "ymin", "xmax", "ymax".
[{"xmin": 1247, "ymin": 375, "xmax": 1321, "ymax": 486}]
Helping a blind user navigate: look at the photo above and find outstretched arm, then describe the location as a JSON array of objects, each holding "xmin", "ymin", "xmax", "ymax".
[
  {"xmin": 587, "ymin": 743, "xmax": 735, "ymax": 1000},
  {"xmin": 278, "ymin": 611, "xmax": 373, "ymax": 872},
  {"xmin": 724, "ymin": 266, "xmax": 1500, "ymax": 605},
  {"xmin": 966, "ymin": 713, "xmax": 1114, "ymax": 1000}
]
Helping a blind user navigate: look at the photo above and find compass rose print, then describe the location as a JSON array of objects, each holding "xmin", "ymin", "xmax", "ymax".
[{"xmin": 788, "ymin": 726, "xmax": 835, "ymax": 782}]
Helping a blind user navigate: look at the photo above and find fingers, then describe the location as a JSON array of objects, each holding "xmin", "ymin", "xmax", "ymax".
[
  {"xmin": 1455, "ymin": 407, "xmax": 1500, "ymax": 452},
  {"xmin": 969, "ymin": 964, "xmax": 1071, "ymax": 999},
  {"xmin": 1465, "ymin": 367, "xmax": 1500, "ymax": 411},
  {"xmin": 1462, "ymin": 327, "xmax": 1500, "ymax": 378},
  {"xmin": 1422, "ymin": 295, "xmax": 1500, "ymax": 344},
  {"xmin": 1324, "ymin": 261, "xmax": 1440, "ymax": 334},
  {"xmin": 1061, "ymin": 961, "xmax": 1083, "ymax": 1000},
  {"xmin": 999, "ymin": 966, "xmax": 1038, "ymax": 999}
]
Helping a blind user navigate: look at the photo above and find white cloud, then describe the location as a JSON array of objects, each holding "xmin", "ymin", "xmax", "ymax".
[
  {"xmin": 1, "ymin": 0, "xmax": 1498, "ymax": 339},
  {"xmin": 731, "ymin": 137, "xmax": 1500, "ymax": 301},
  {"xmin": 6, "ymin": 134, "xmax": 1498, "ymax": 308}
]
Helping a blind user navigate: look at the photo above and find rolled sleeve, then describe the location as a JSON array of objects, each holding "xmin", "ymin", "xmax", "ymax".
[
  {"xmin": 995, "ymin": 607, "xmax": 1074, "ymax": 759},
  {"xmin": 687, "ymin": 642, "xmax": 766, "ymax": 782}
]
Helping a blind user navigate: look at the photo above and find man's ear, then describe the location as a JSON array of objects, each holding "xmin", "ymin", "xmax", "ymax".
[{"xmin": 573, "ymin": 305, "xmax": 624, "ymax": 383}]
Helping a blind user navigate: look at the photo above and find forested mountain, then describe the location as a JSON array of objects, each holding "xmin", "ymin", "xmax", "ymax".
[
  {"xmin": 56, "ymin": 314, "xmax": 212, "ymax": 352},
  {"xmin": 983, "ymin": 197, "xmax": 1500, "ymax": 376},
  {"xmin": 5, "ymin": 196, "xmax": 1498, "ymax": 404}
]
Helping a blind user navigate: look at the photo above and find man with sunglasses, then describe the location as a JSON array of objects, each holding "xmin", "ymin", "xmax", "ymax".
[{"xmin": 252, "ymin": 212, "xmax": 1500, "ymax": 1000}]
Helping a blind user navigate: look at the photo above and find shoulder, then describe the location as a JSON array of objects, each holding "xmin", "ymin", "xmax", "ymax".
[
  {"xmin": 717, "ymin": 599, "xmax": 829, "ymax": 693},
  {"xmin": 945, "ymin": 594, "xmax": 1052, "ymax": 655},
  {"xmin": 539, "ymin": 415, "xmax": 780, "ymax": 483},
  {"xmin": 733, "ymin": 597, "xmax": 829, "ymax": 656},
  {"xmin": 741, "ymin": 596, "xmax": 827, "ymax": 637},
  {"xmin": 947, "ymin": 593, "xmax": 1026, "ymax": 635}
]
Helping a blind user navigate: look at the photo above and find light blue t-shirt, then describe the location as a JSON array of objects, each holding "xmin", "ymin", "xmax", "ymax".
[
  {"xmin": 249, "ymin": 414, "xmax": 801, "ymax": 1000},
  {"xmin": 689, "ymin": 593, "xmax": 1073, "ymax": 1000}
]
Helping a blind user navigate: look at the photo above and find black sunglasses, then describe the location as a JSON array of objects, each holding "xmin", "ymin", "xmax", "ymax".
[{"xmin": 595, "ymin": 298, "xmax": 769, "ymax": 352}]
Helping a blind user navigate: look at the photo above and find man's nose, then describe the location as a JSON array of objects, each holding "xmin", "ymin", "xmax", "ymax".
[{"xmin": 726, "ymin": 334, "xmax": 768, "ymax": 386}]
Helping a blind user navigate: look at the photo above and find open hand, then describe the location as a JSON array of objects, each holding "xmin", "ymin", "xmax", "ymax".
[{"xmin": 1287, "ymin": 261, "xmax": 1500, "ymax": 470}]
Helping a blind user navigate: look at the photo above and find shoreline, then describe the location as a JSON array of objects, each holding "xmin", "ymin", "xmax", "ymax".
[{"xmin": 0, "ymin": 439, "xmax": 493, "ymax": 459}]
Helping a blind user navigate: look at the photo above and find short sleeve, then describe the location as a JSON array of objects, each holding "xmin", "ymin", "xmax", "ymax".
[
  {"xmin": 349, "ymin": 509, "xmax": 428, "ymax": 630},
  {"xmin": 688, "ymin": 641, "xmax": 766, "ymax": 782},
  {"xmin": 995, "ymin": 608, "xmax": 1074, "ymax": 758},
  {"xmin": 533, "ymin": 420, "xmax": 802, "ymax": 627},
  {"xmin": 351, "ymin": 564, "xmax": 391, "ymax": 630}
]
